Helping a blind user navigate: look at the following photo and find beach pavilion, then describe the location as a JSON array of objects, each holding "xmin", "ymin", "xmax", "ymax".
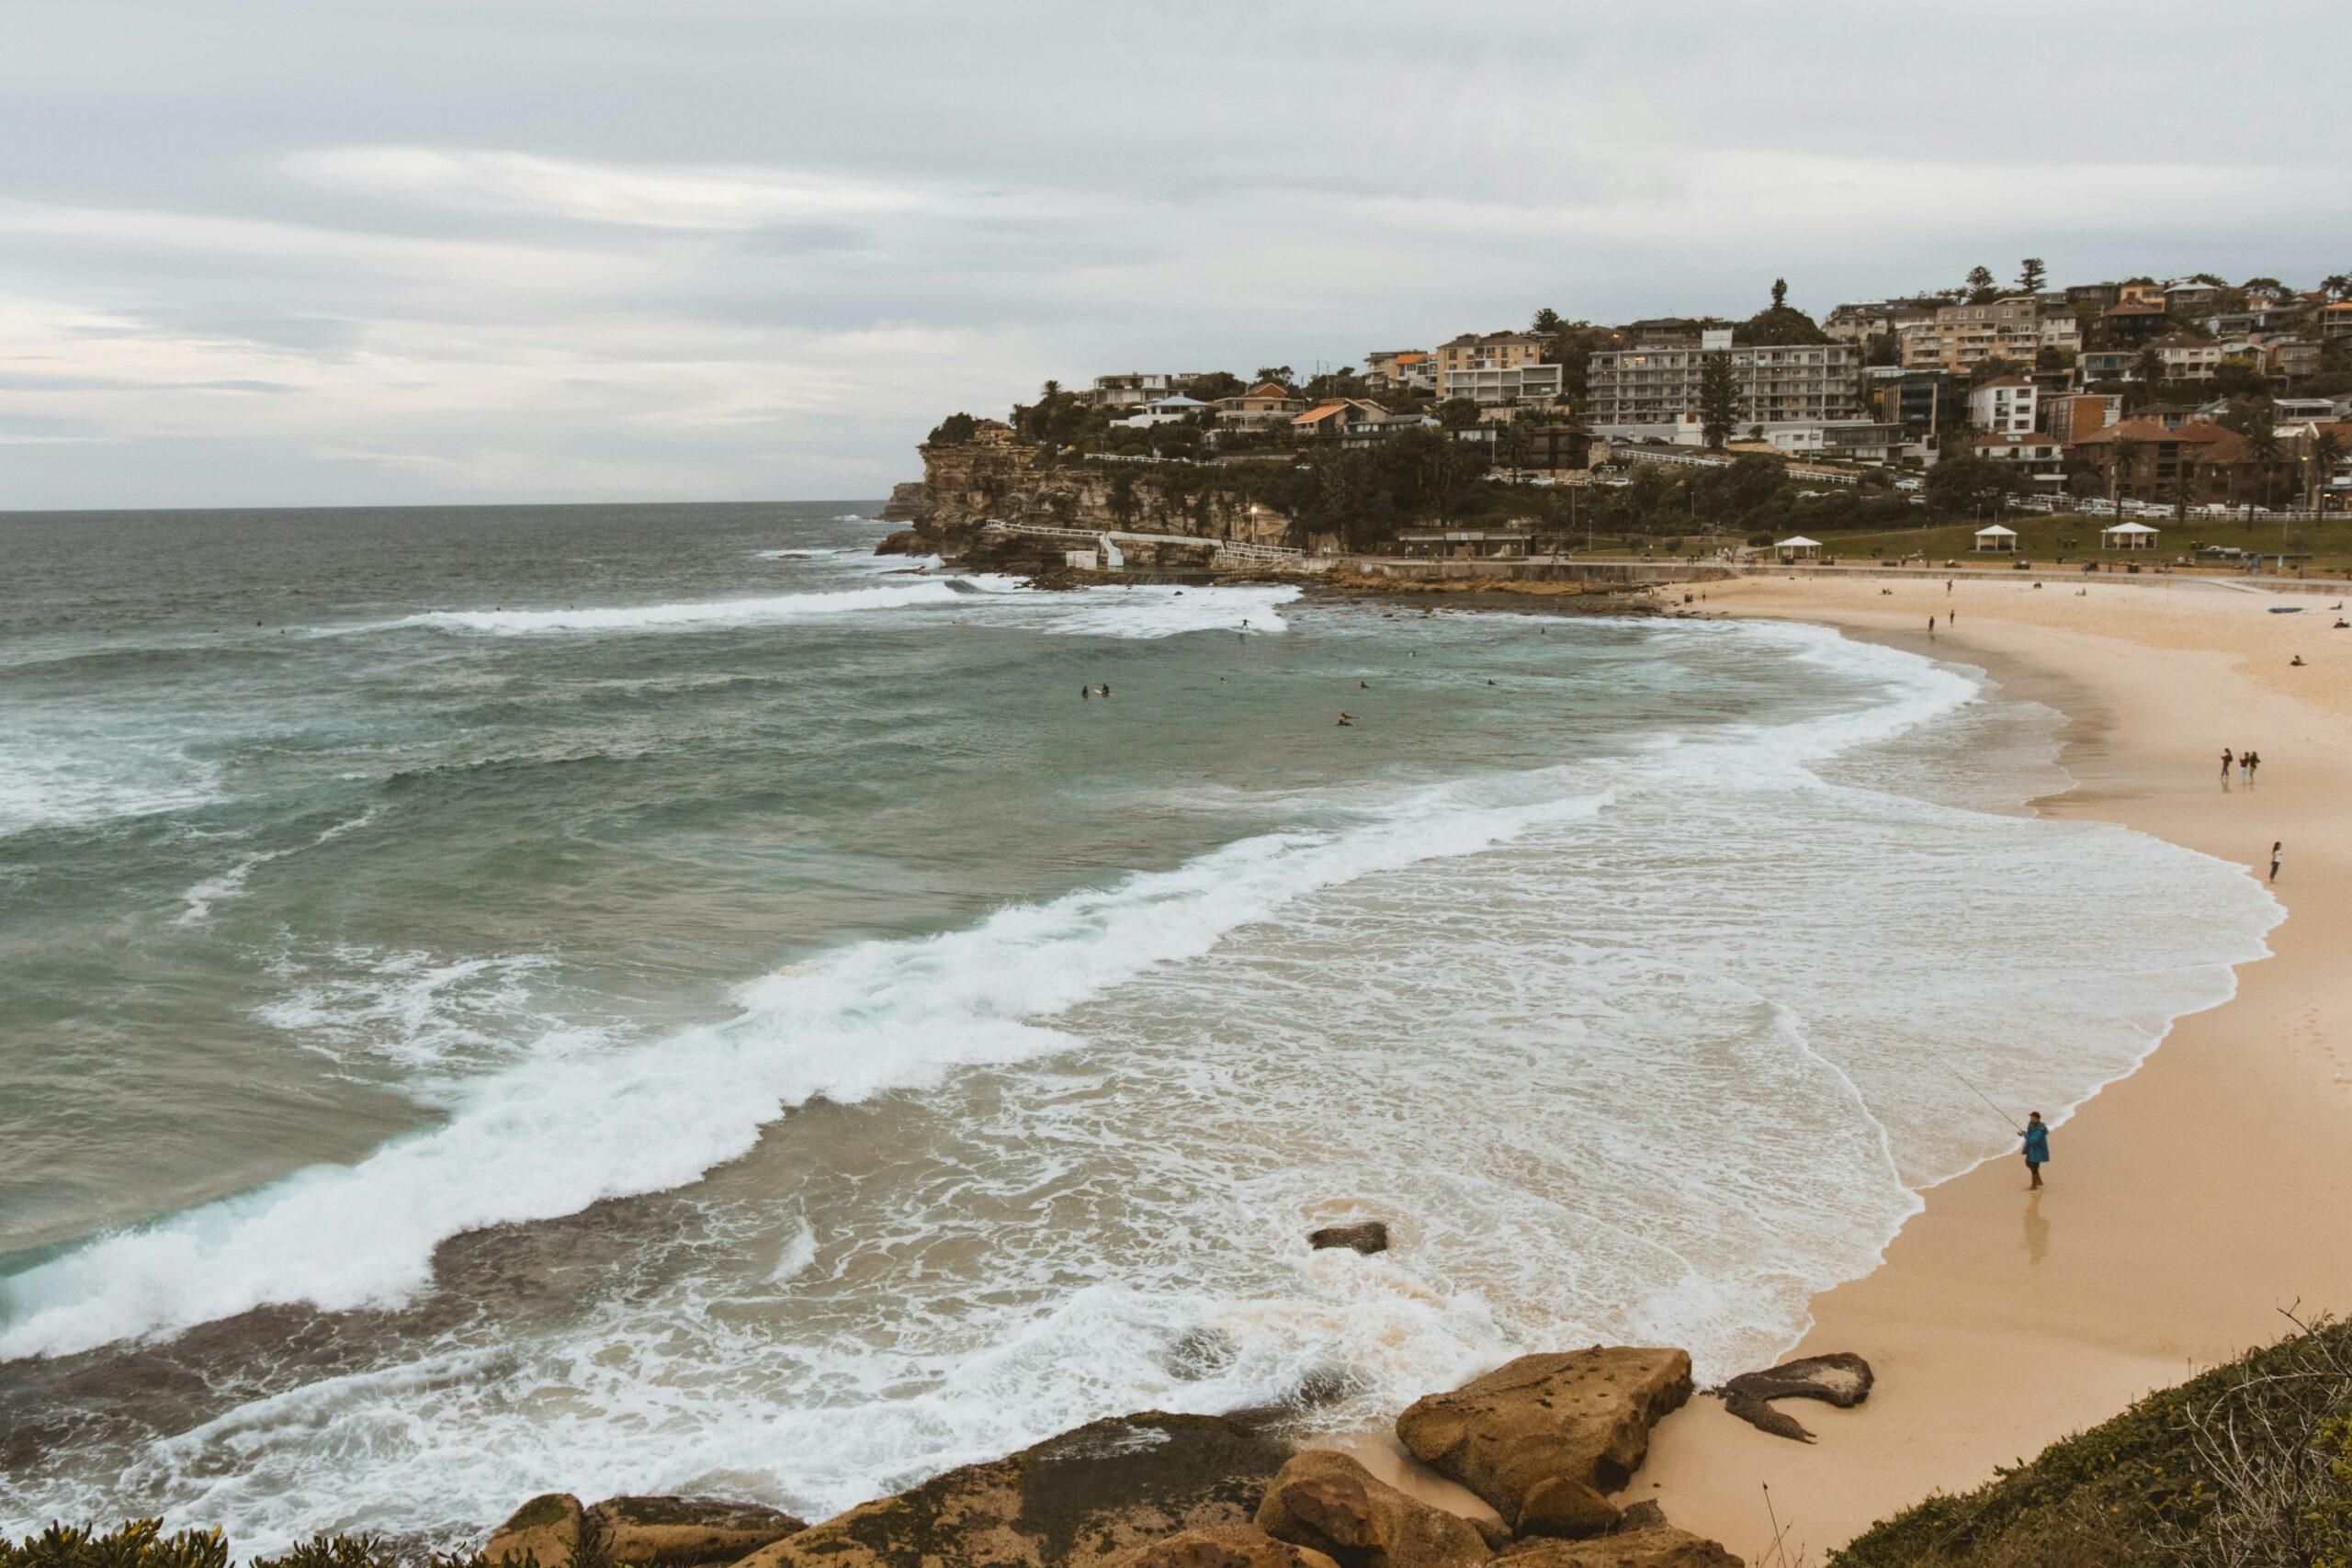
[
  {"xmin": 1773, "ymin": 535, "xmax": 1823, "ymax": 562},
  {"xmin": 1972, "ymin": 524, "xmax": 2019, "ymax": 551},
  {"xmin": 2101, "ymin": 520, "xmax": 2160, "ymax": 549}
]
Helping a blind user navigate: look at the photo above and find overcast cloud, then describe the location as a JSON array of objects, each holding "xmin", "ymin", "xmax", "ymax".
[{"xmin": 2, "ymin": 1, "xmax": 2346, "ymax": 510}]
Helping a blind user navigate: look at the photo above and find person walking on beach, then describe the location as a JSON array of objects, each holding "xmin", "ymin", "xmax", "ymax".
[
  {"xmin": 2239, "ymin": 750, "xmax": 2253, "ymax": 785},
  {"xmin": 2021, "ymin": 1112, "xmax": 2050, "ymax": 1189},
  {"xmin": 2269, "ymin": 840, "xmax": 2283, "ymax": 883},
  {"xmin": 2221, "ymin": 747, "xmax": 2233, "ymax": 781},
  {"xmin": 2247, "ymin": 750, "xmax": 2260, "ymax": 786},
  {"xmin": 1928, "ymin": 615, "xmax": 1937, "ymax": 639}
]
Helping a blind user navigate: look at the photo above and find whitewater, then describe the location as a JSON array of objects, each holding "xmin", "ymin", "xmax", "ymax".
[{"xmin": 0, "ymin": 502, "xmax": 2278, "ymax": 1552}]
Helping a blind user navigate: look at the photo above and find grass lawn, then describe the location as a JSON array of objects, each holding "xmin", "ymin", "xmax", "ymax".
[
  {"xmin": 1805, "ymin": 512, "xmax": 2352, "ymax": 574},
  {"xmin": 1557, "ymin": 514, "xmax": 2352, "ymax": 576}
]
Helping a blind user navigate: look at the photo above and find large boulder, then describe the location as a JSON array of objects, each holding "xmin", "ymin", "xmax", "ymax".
[
  {"xmin": 1493, "ymin": 1525, "xmax": 1741, "ymax": 1566},
  {"xmin": 582, "ymin": 1496, "xmax": 807, "ymax": 1565},
  {"xmin": 1307, "ymin": 1224, "xmax": 1390, "ymax": 1256},
  {"xmin": 485, "ymin": 1494, "xmax": 582, "ymax": 1566},
  {"xmin": 742, "ymin": 1411, "xmax": 1295, "ymax": 1568},
  {"xmin": 1253, "ymin": 1450, "xmax": 1491, "ymax": 1566},
  {"xmin": 1102, "ymin": 1526, "xmax": 1344, "ymax": 1567},
  {"xmin": 1394, "ymin": 1349, "xmax": 1692, "ymax": 1532},
  {"xmin": 1716, "ymin": 1352, "xmax": 1872, "ymax": 1444}
]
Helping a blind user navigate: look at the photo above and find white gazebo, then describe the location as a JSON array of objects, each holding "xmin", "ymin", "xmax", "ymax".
[
  {"xmin": 2101, "ymin": 520, "xmax": 2159, "ymax": 549},
  {"xmin": 1972, "ymin": 524, "xmax": 2019, "ymax": 552},
  {"xmin": 1773, "ymin": 535, "xmax": 1823, "ymax": 562}
]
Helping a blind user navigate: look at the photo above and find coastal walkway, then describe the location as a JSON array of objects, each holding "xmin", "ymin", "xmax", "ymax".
[{"xmin": 979, "ymin": 521, "xmax": 1314, "ymax": 570}]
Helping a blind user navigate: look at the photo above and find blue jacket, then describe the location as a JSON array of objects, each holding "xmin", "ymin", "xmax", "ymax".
[{"xmin": 2023, "ymin": 1123, "xmax": 2051, "ymax": 1164}]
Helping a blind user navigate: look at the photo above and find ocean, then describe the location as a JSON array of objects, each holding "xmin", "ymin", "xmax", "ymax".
[{"xmin": 0, "ymin": 502, "xmax": 2279, "ymax": 1551}]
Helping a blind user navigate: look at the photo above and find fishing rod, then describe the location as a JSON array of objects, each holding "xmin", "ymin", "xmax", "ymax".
[{"xmin": 1944, "ymin": 1065, "xmax": 2024, "ymax": 1135}]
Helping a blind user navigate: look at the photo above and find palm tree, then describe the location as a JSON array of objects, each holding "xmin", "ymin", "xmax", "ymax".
[
  {"xmin": 2309, "ymin": 430, "xmax": 2346, "ymax": 515},
  {"xmin": 2106, "ymin": 435, "xmax": 2145, "ymax": 515},
  {"xmin": 2244, "ymin": 423, "xmax": 2282, "ymax": 519},
  {"xmin": 2132, "ymin": 347, "xmax": 2166, "ymax": 392},
  {"xmin": 2171, "ymin": 468, "xmax": 2201, "ymax": 525}
]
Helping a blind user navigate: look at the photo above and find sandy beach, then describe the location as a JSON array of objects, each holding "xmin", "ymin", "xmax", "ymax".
[
  {"xmin": 1340, "ymin": 569, "xmax": 2352, "ymax": 1559},
  {"xmin": 1624, "ymin": 571, "xmax": 2352, "ymax": 1560}
]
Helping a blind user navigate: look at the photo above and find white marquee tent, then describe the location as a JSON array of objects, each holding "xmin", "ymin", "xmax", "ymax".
[
  {"xmin": 1774, "ymin": 535, "xmax": 1823, "ymax": 562},
  {"xmin": 1973, "ymin": 524, "xmax": 2018, "ymax": 552},
  {"xmin": 2102, "ymin": 521, "xmax": 2159, "ymax": 549}
]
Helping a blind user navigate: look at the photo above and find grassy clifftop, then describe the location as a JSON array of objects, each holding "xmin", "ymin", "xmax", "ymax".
[{"xmin": 1833, "ymin": 1316, "xmax": 2352, "ymax": 1567}]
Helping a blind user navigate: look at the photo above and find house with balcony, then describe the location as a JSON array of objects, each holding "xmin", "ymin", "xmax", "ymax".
[
  {"xmin": 1087, "ymin": 373, "xmax": 1210, "ymax": 410},
  {"xmin": 1363, "ymin": 350, "xmax": 1438, "ymax": 394},
  {"xmin": 2070, "ymin": 418, "xmax": 2272, "ymax": 507},
  {"xmin": 1213, "ymin": 382, "xmax": 1304, "ymax": 425},
  {"xmin": 2150, "ymin": 331, "xmax": 2225, "ymax": 380},
  {"xmin": 1435, "ymin": 333, "xmax": 1564, "ymax": 406},
  {"xmin": 1973, "ymin": 432, "xmax": 2068, "ymax": 485},
  {"xmin": 1293, "ymin": 398, "xmax": 1390, "ymax": 438},
  {"xmin": 1117, "ymin": 394, "xmax": 1214, "ymax": 427},
  {"xmin": 2098, "ymin": 301, "xmax": 2168, "ymax": 345}
]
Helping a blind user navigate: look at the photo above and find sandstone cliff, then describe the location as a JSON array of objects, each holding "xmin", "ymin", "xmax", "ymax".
[{"xmin": 911, "ymin": 439, "xmax": 1296, "ymax": 548}]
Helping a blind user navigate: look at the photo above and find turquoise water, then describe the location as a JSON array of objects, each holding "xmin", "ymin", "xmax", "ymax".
[{"xmin": 0, "ymin": 502, "xmax": 2278, "ymax": 1549}]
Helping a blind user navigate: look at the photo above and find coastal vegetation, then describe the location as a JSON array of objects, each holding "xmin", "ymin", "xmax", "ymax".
[{"xmin": 1833, "ymin": 1315, "xmax": 2352, "ymax": 1567}]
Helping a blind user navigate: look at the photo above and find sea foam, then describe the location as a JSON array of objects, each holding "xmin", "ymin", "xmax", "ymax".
[{"xmin": 0, "ymin": 772, "xmax": 1608, "ymax": 1360}]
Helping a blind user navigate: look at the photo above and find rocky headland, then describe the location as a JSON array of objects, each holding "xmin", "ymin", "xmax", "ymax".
[{"xmin": 466, "ymin": 1343, "xmax": 1785, "ymax": 1568}]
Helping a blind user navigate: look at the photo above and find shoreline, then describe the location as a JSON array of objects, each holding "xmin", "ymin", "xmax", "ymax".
[{"xmin": 1618, "ymin": 574, "xmax": 2352, "ymax": 1559}]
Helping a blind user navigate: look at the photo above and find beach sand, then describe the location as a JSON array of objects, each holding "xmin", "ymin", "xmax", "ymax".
[{"xmin": 1360, "ymin": 571, "xmax": 2352, "ymax": 1561}]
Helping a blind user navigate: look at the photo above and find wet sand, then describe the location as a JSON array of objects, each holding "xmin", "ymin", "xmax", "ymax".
[
  {"xmin": 1338, "ymin": 570, "xmax": 2352, "ymax": 1558},
  {"xmin": 1639, "ymin": 573, "xmax": 2352, "ymax": 1559}
]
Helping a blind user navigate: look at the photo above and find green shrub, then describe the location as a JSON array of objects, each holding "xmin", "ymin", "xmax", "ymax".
[{"xmin": 1835, "ymin": 1316, "xmax": 2352, "ymax": 1566}]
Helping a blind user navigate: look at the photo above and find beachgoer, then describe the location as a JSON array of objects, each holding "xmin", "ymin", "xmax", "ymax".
[
  {"xmin": 2269, "ymin": 841, "xmax": 2283, "ymax": 883},
  {"xmin": 1102, "ymin": 683, "xmax": 1113, "ymax": 697},
  {"xmin": 2221, "ymin": 748, "xmax": 2233, "ymax": 780},
  {"xmin": 1928, "ymin": 616, "xmax": 1936, "ymax": 638},
  {"xmin": 2291, "ymin": 655, "xmax": 2306, "ymax": 666},
  {"xmin": 2240, "ymin": 751, "xmax": 2252, "ymax": 784},
  {"xmin": 1082, "ymin": 686, "xmax": 1091, "ymax": 700},
  {"xmin": 2246, "ymin": 750, "xmax": 2258, "ymax": 784},
  {"xmin": 2022, "ymin": 1112, "xmax": 2050, "ymax": 1189}
]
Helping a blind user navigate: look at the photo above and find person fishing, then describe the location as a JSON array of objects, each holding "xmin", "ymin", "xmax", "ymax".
[{"xmin": 2021, "ymin": 1112, "xmax": 2051, "ymax": 1190}]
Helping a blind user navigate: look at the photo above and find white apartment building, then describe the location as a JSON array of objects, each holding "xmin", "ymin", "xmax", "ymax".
[
  {"xmin": 1968, "ymin": 376, "xmax": 2039, "ymax": 435},
  {"xmin": 1586, "ymin": 328, "xmax": 1861, "ymax": 429}
]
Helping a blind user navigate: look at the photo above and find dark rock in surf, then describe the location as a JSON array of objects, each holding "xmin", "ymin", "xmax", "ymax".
[
  {"xmin": 1715, "ymin": 1351, "xmax": 1873, "ymax": 1444},
  {"xmin": 1309, "ymin": 1222, "xmax": 1390, "ymax": 1255}
]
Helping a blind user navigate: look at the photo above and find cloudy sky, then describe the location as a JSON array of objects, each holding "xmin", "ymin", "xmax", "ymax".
[{"xmin": 3, "ymin": 1, "xmax": 2346, "ymax": 511}]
